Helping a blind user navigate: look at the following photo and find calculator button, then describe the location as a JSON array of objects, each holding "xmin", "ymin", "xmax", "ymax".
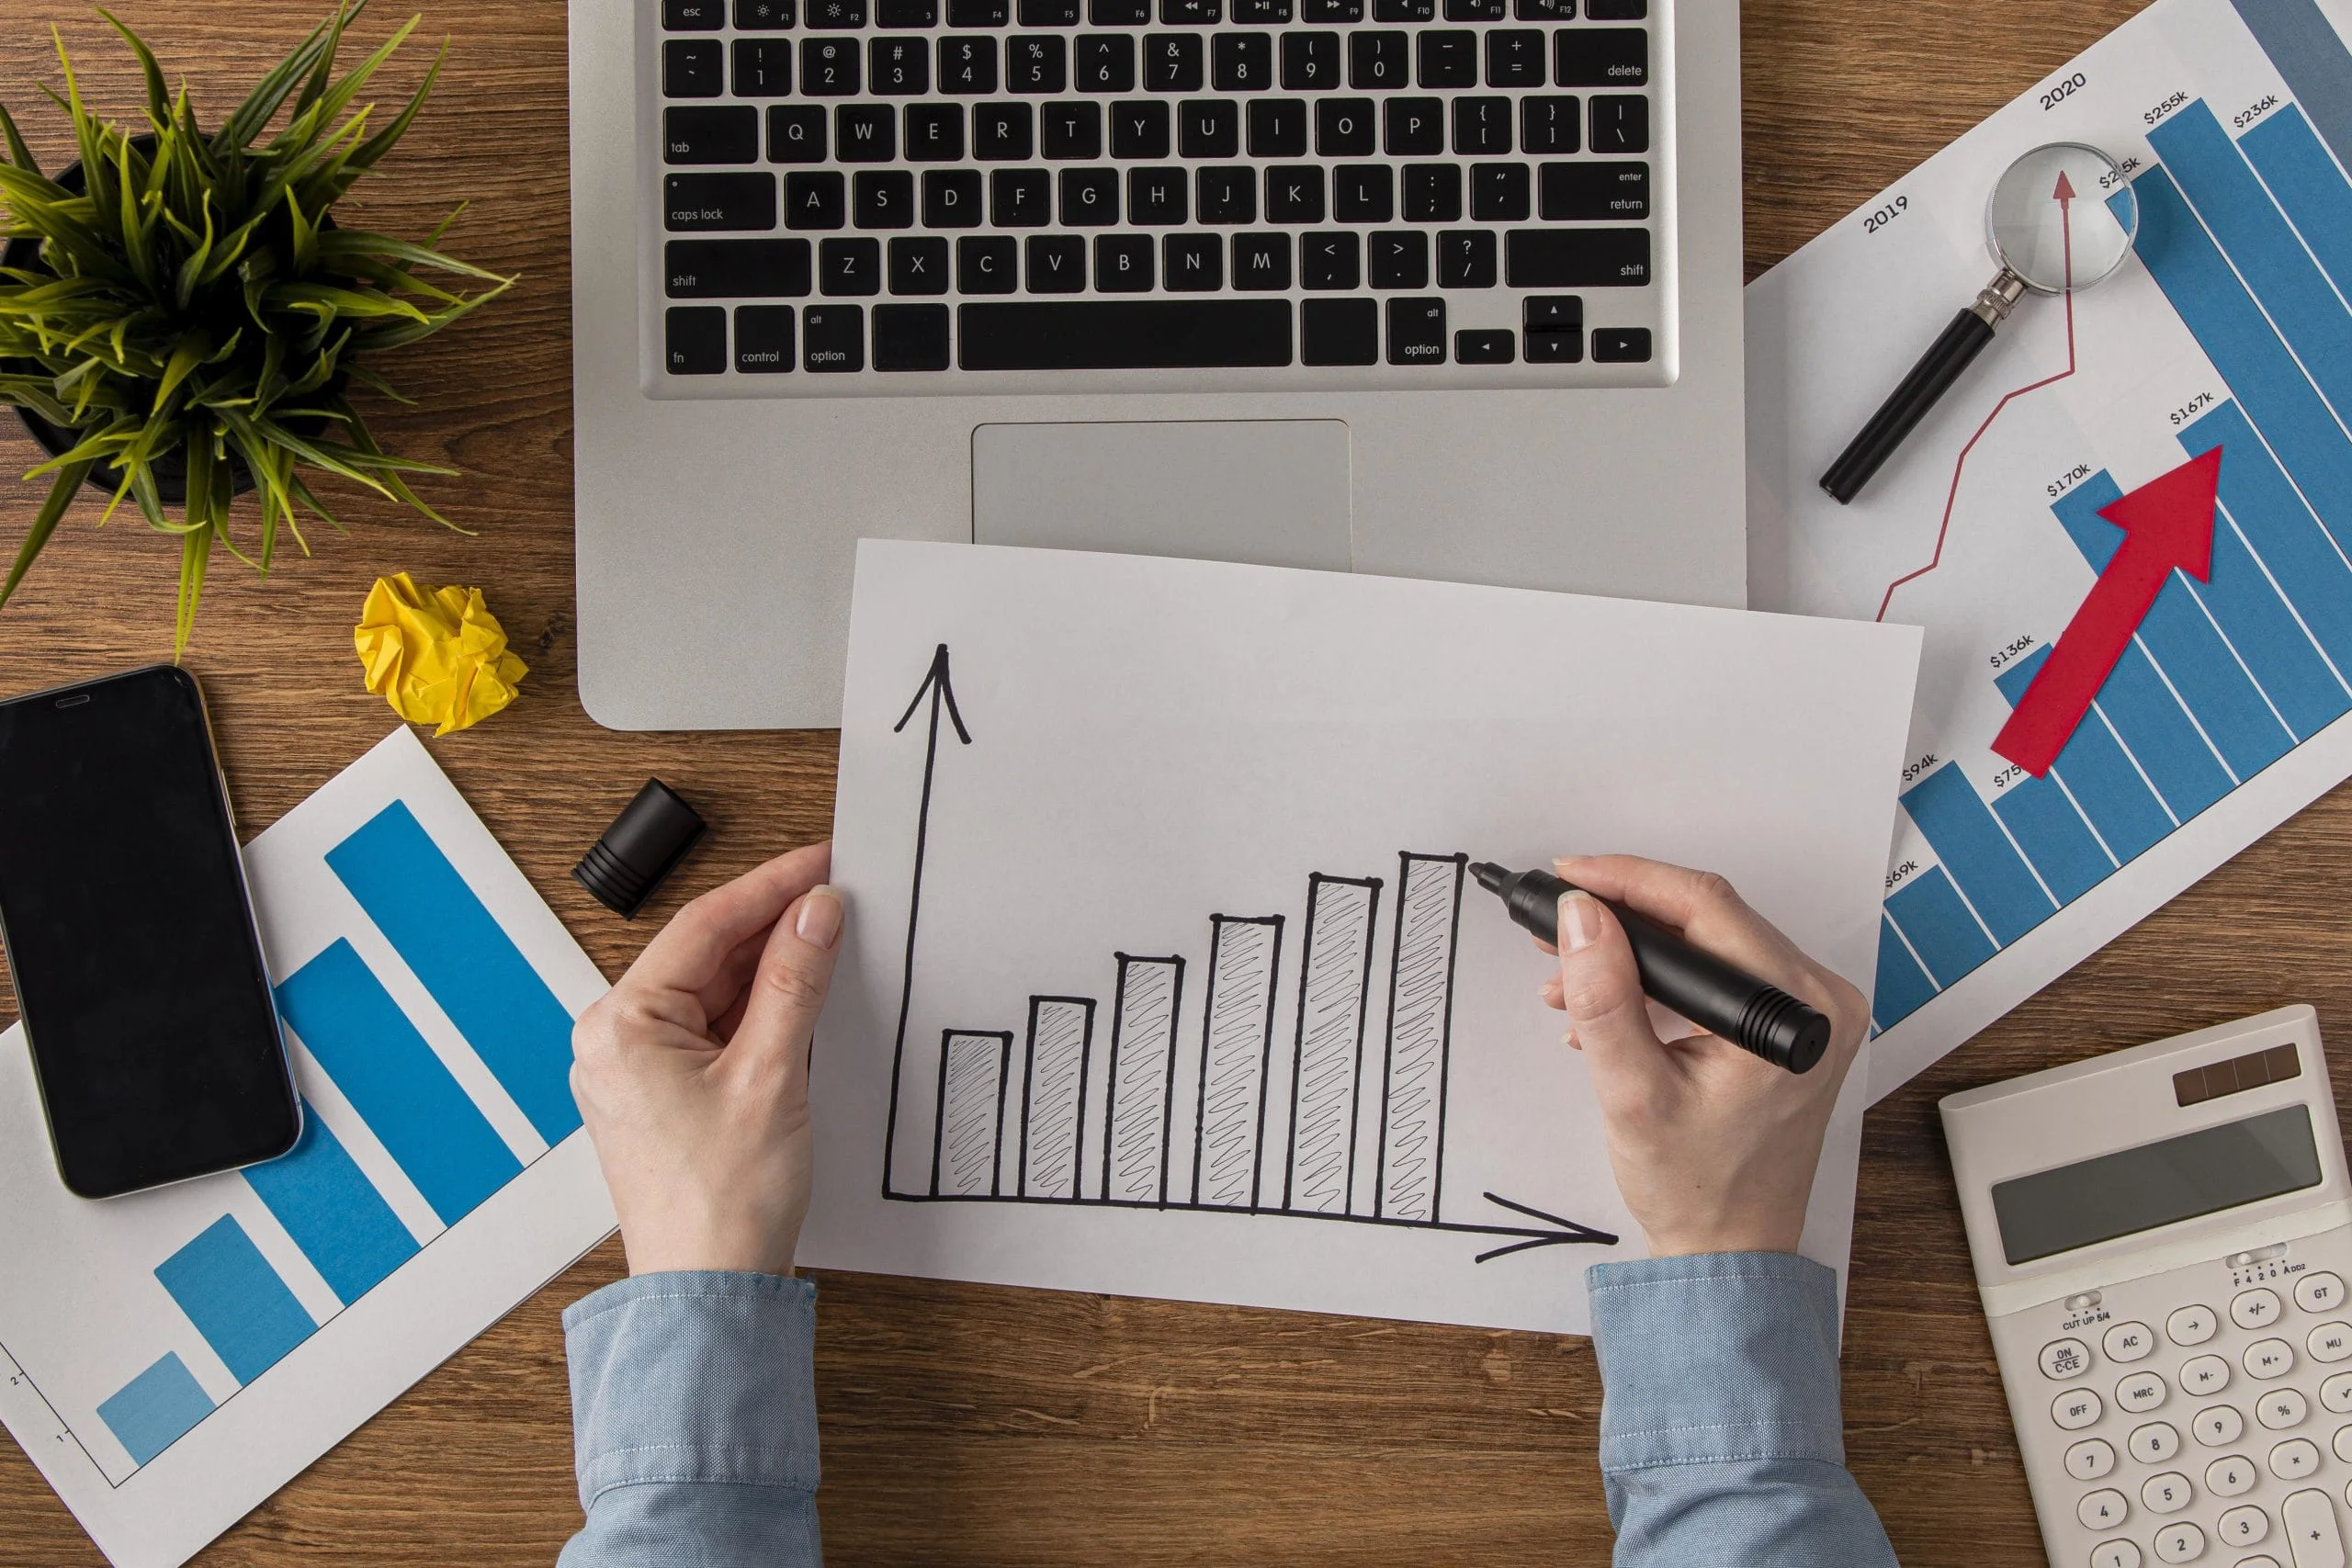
[
  {"xmin": 2299, "ymin": 1273, "xmax": 2347, "ymax": 1314},
  {"xmin": 2235, "ymin": 1555, "xmax": 2282, "ymax": 1568},
  {"xmin": 2199, "ymin": 1405, "xmax": 2249, "ymax": 1447},
  {"xmin": 2057, "ymin": 1389, "xmax": 2108, "ymax": 1429},
  {"xmin": 2310, "ymin": 1323, "xmax": 2352, "ymax": 1364},
  {"xmin": 2263, "ymin": 1391, "xmax": 2312, "ymax": 1430},
  {"xmin": 2120, "ymin": 1371, "xmax": 2171, "ymax": 1413},
  {"xmin": 2043, "ymin": 1337, "xmax": 2097, "ymax": 1380},
  {"xmin": 2078, "ymin": 1488, "xmax": 2131, "ymax": 1529},
  {"xmin": 2335, "ymin": 1425, "xmax": 2352, "ymax": 1463},
  {"xmin": 2237, "ymin": 1289, "xmax": 2286, "ymax": 1330},
  {"xmin": 2068, "ymin": 1438, "xmax": 2119, "ymax": 1480},
  {"xmin": 2272, "ymin": 1438, "xmax": 2323, "ymax": 1479},
  {"xmin": 2152, "ymin": 1521, "xmax": 2205, "ymax": 1562},
  {"xmin": 2210, "ymin": 1453, "xmax": 2260, "ymax": 1495},
  {"xmin": 2142, "ymin": 1472, "xmax": 2195, "ymax": 1514},
  {"xmin": 2106, "ymin": 1323, "xmax": 2158, "ymax": 1363},
  {"xmin": 2282, "ymin": 1486, "xmax": 2344, "ymax": 1568},
  {"xmin": 2186, "ymin": 1356, "xmax": 2235, "ymax": 1397},
  {"xmin": 2325, "ymin": 1372, "xmax": 2352, "ymax": 1414},
  {"xmin": 2222, "ymin": 1504, "xmax": 2274, "ymax": 1547},
  {"xmin": 2248, "ymin": 1339, "xmax": 2298, "ymax": 1381},
  {"xmin": 2172, "ymin": 1304, "xmax": 2222, "ymax": 1346},
  {"xmin": 2132, "ymin": 1423, "xmax": 2185, "ymax": 1464},
  {"xmin": 2089, "ymin": 1544, "xmax": 2142, "ymax": 1568}
]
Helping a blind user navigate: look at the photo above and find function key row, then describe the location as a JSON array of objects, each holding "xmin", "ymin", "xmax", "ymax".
[{"xmin": 667, "ymin": 0, "xmax": 1647, "ymax": 29}]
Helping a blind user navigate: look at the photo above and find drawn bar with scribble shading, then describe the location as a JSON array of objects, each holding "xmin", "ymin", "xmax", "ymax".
[
  {"xmin": 1018, "ymin": 997, "xmax": 1096, "ymax": 1200},
  {"xmin": 1284, "ymin": 875, "xmax": 1382, "ymax": 1214},
  {"xmin": 1192, "ymin": 915, "xmax": 1286, "ymax": 1209},
  {"xmin": 1103, "ymin": 954, "xmax": 1185, "ymax": 1203},
  {"xmin": 1378, "ymin": 853, "xmax": 1470, "ymax": 1223},
  {"xmin": 932, "ymin": 1030, "xmax": 1013, "ymax": 1197}
]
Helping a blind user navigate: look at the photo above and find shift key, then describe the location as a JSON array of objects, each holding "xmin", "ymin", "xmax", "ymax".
[
  {"xmin": 1505, "ymin": 228, "xmax": 1650, "ymax": 287},
  {"xmin": 664, "ymin": 173, "xmax": 778, "ymax": 231}
]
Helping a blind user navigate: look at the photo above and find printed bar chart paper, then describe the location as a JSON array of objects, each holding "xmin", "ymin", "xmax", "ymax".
[
  {"xmin": 0, "ymin": 728, "xmax": 613, "ymax": 1568},
  {"xmin": 1747, "ymin": 0, "xmax": 2352, "ymax": 1100},
  {"xmin": 804, "ymin": 541, "xmax": 1920, "ymax": 1336}
]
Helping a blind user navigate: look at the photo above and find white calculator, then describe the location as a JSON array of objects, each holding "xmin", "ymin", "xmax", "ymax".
[{"xmin": 1942, "ymin": 1007, "xmax": 2352, "ymax": 1568}]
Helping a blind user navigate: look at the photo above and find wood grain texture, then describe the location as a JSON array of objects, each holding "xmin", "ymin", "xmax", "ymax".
[{"xmin": 0, "ymin": 0, "xmax": 2328, "ymax": 1563}]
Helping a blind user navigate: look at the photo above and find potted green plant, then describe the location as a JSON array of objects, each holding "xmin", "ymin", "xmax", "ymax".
[{"xmin": 0, "ymin": 2, "xmax": 512, "ymax": 654}]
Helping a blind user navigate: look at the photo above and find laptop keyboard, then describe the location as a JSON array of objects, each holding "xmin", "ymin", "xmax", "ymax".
[{"xmin": 641, "ymin": 0, "xmax": 1674, "ymax": 392}]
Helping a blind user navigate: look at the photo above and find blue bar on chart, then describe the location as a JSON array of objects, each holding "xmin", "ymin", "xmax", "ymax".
[
  {"xmin": 2241, "ymin": 107, "xmax": 2352, "ymax": 299},
  {"xmin": 2184, "ymin": 402, "xmax": 2352, "ymax": 682},
  {"xmin": 1871, "ymin": 917, "xmax": 1939, "ymax": 1032},
  {"xmin": 277, "ymin": 939, "xmax": 522, "ymax": 1226},
  {"xmin": 2229, "ymin": 0, "xmax": 2352, "ymax": 170},
  {"xmin": 1991, "ymin": 775, "xmax": 2113, "ymax": 906},
  {"xmin": 97, "ymin": 1352, "xmax": 215, "ymax": 1466},
  {"xmin": 1996, "ymin": 648, "xmax": 2176, "ymax": 865},
  {"xmin": 153, "ymin": 1216, "xmax": 317, "ymax": 1385},
  {"xmin": 326, "ymin": 802, "xmax": 582, "ymax": 1145},
  {"xmin": 1897, "ymin": 764, "xmax": 2054, "ymax": 944},
  {"xmin": 2120, "ymin": 170, "xmax": 2352, "ymax": 551},
  {"xmin": 1884, "ymin": 867, "xmax": 1996, "ymax": 987},
  {"xmin": 241, "ymin": 1101, "xmax": 420, "ymax": 1307}
]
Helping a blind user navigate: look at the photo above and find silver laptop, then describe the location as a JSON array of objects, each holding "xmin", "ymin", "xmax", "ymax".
[{"xmin": 568, "ymin": 0, "xmax": 1745, "ymax": 729}]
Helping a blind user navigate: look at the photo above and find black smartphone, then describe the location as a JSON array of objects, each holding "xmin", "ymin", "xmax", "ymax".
[{"xmin": 0, "ymin": 665, "xmax": 300, "ymax": 1198}]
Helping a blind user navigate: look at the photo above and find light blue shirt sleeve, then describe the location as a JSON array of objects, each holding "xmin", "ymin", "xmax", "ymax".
[
  {"xmin": 1587, "ymin": 1251, "xmax": 1899, "ymax": 1567},
  {"xmin": 560, "ymin": 1270, "xmax": 823, "ymax": 1568}
]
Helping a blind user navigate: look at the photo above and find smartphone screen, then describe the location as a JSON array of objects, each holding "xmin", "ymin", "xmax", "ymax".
[{"xmin": 0, "ymin": 666, "xmax": 299, "ymax": 1197}]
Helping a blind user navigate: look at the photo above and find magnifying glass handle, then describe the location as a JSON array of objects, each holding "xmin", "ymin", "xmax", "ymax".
[{"xmin": 1820, "ymin": 270, "xmax": 2029, "ymax": 506}]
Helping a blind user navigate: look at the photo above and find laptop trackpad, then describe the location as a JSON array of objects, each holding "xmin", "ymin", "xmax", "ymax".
[{"xmin": 971, "ymin": 419, "xmax": 1352, "ymax": 571}]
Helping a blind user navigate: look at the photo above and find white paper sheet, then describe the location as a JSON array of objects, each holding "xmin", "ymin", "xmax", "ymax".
[
  {"xmin": 0, "ymin": 728, "xmax": 614, "ymax": 1568},
  {"xmin": 1747, "ymin": 0, "xmax": 2352, "ymax": 1101},
  {"xmin": 801, "ymin": 542, "xmax": 1921, "ymax": 1335}
]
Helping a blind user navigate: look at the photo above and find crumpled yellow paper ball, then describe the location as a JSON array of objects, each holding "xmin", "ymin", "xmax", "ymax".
[{"xmin": 355, "ymin": 573, "xmax": 529, "ymax": 737}]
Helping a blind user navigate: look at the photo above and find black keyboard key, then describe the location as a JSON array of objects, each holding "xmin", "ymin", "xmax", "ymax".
[
  {"xmin": 1022, "ymin": 0, "xmax": 1082, "ymax": 19},
  {"xmin": 1301, "ymin": 230, "xmax": 1361, "ymax": 288},
  {"xmin": 872, "ymin": 36, "xmax": 931, "ymax": 93},
  {"xmin": 1128, "ymin": 166, "xmax": 1188, "ymax": 222},
  {"xmin": 666, "ymin": 306, "xmax": 728, "ymax": 373},
  {"xmin": 1506, "ymin": 228, "xmax": 1649, "ymax": 285},
  {"xmin": 1417, "ymin": 32, "xmax": 1476, "ymax": 88},
  {"xmin": 1096, "ymin": 232, "xmax": 1155, "ymax": 289},
  {"xmin": 1247, "ymin": 98, "xmax": 1307, "ymax": 156},
  {"xmin": 1304, "ymin": 0, "xmax": 1363, "ymax": 17},
  {"xmin": 958, "ymin": 299, "xmax": 1291, "ymax": 368},
  {"xmin": 1487, "ymin": 29, "xmax": 1544, "ymax": 87},
  {"xmin": 1091, "ymin": 0, "xmax": 1150, "ymax": 20},
  {"xmin": 665, "ymin": 0, "xmax": 725, "ymax": 28},
  {"xmin": 665, "ymin": 237, "xmax": 814, "ymax": 297},
  {"xmin": 889, "ymin": 234, "xmax": 951, "ymax": 292},
  {"xmin": 731, "ymin": 39, "xmax": 794, "ymax": 96},
  {"xmin": 1302, "ymin": 297, "xmax": 1375, "ymax": 364},
  {"xmin": 924, "ymin": 168, "xmax": 985, "ymax": 225},
  {"xmin": 1557, "ymin": 28, "xmax": 1646, "ymax": 87},
  {"xmin": 1078, "ymin": 34, "xmax": 1137, "ymax": 90},
  {"xmin": 737, "ymin": 0, "xmax": 797, "ymax": 23},
  {"xmin": 1471, "ymin": 161, "xmax": 1530, "ymax": 220},
  {"xmin": 1349, "ymin": 31, "xmax": 1408, "ymax": 90},
  {"xmin": 1316, "ymin": 98, "xmax": 1375, "ymax": 155},
  {"xmin": 1235, "ymin": 0, "xmax": 1293, "ymax": 19},
  {"xmin": 975, "ymin": 102, "xmax": 1035, "ymax": 157},
  {"xmin": 735, "ymin": 305, "xmax": 796, "ymax": 372},
  {"xmin": 1282, "ymin": 31, "xmax": 1340, "ymax": 90},
  {"xmin": 770, "ymin": 105, "xmax": 829, "ymax": 161},
  {"xmin": 1370, "ymin": 230, "xmax": 1428, "ymax": 288},
  {"xmin": 1164, "ymin": 231, "xmax": 1223, "ymax": 289},
  {"xmin": 1043, "ymin": 100, "xmax": 1104, "ymax": 156},
  {"xmin": 664, "ymin": 39, "xmax": 725, "ymax": 97},
  {"xmin": 855, "ymin": 169, "xmax": 915, "ymax": 227},
  {"xmin": 1060, "ymin": 165, "xmax": 1120, "ymax": 223},
  {"xmin": 949, "ymin": 0, "xmax": 1010, "ymax": 21},
  {"xmin": 960, "ymin": 233, "xmax": 1018, "ymax": 289},
  {"xmin": 907, "ymin": 104, "xmax": 967, "ymax": 160},
  {"xmin": 1387, "ymin": 296, "xmax": 1445, "ymax": 362},
  {"xmin": 803, "ymin": 303, "xmax": 865, "ymax": 370},
  {"xmin": 1010, "ymin": 35, "xmax": 1068, "ymax": 91},
  {"xmin": 801, "ymin": 38, "xmax": 860, "ymax": 94},
  {"xmin": 941, "ymin": 37, "xmax": 999, "ymax": 92},
  {"xmin": 807, "ymin": 0, "xmax": 866, "ymax": 24},
  {"xmin": 1591, "ymin": 95, "xmax": 1648, "ymax": 154},
  {"xmin": 1401, "ymin": 164, "xmax": 1461, "ymax": 221},
  {"xmin": 1591, "ymin": 325, "xmax": 1650, "ymax": 361},
  {"xmin": 1444, "ymin": 0, "xmax": 1504, "ymax": 16},
  {"xmin": 1522, "ymin": 94, "xmax": 1580, "ymax": 152},
  {"xmin": 1333, "ymin": 164, "xmax": 1394, "ymax": 222},
  {"xmin": 1515, "ymin": 0, "xmax": 1572, "ymax": 14},
  {"xmin": 820, "ymin": 235, "xmax": 882, "ymax": 293},
  {"xmin": 1180, "ymin": 100, "xmax": 1239, "ymax": 157},
  {"xmin": 1526, "ymin": 310, "xmax": 1584, "ymax": 358},
  {"xmin": 1145, "ymin": 33, "xmax": 1204, "ymax": 90},
  {"xmin": 839, "ymin": 105, "xmax": 899, "ymax": 162},
  {"xmin": 1232, "ymin": 231, "xmax": 1291, "ymax": 289},
  {"xmin": 1196, "ymin": 165, "xmax": 1254, "ymax": 222},
  {"xmin": 1455, "ymin": 327, "xmax": 1512, "ymax": 362},
  {"xmin": 1161, "ymin": 0, "xmax": 1222, "ymax": 19},
  {"xmin": 1214, "ymin": 32, "xmax": 1273, "ymax": 90},
  {"xmin": 879, "ymin": 0, "xmax": 937, "ymax": 20},
  {"xmin": 1265, "ymin": 164, "xmax": 1324, "ymax": 221},
  {"xmin": 785, "ymin": 170, "xmax": 846, "ymax": 228},
  {"xmin": 1112, "ymin": 99, "xmax": 1171, "ymax": 156},
  {"xmin": 875, "ymin": 303, "xmax": 952, "ymax": 368},
  {"xmin": 1436, "ymin": 227, "xmax": 1496, "ymax": 286},
  {"xmin": 1453, "ymin": 96, "xmax": 1511, "ymax": 153},
  {"xmin": 666, "ymin": 107, "xmax": 761, "ymax": 165},
  {"xmin": 1586, "ymin": 0, "xmax": 1643, "ymax": 16},
  {"xmin": 1541, "ymin": 160, "xmax": 1647, "ymax": 220},
  {"xmin": 1384, "ymin": 97, "xmax": 1443, "ymax": 154},
  {"xmin": 667, "ymin": 172, "xmax": 779, "ymax": 231},
  {"xmin": 1374, "ymin": 0, "xmax": 1434, "ymax": 17},
  {"xmin": 1524, "ymin": 294, "xmax": 1578, "ymax": 328},
  {"xmin": 1026, "ymin": 233, "xmax": 1089, "ymax": 289},
  {"xmin": 991, "ymin": 167, "xmax": 1052, "ymax": 223}
]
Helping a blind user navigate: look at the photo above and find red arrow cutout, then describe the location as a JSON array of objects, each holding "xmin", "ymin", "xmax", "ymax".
[{"xmin": 1992, "ymin": 446, "xmax": 2224, "ymax": 777}]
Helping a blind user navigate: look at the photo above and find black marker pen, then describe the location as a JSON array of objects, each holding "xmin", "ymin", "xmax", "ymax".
[{"xmin": 1469, "ymin": 863, "xmax": 1832, "ymax": 1075}]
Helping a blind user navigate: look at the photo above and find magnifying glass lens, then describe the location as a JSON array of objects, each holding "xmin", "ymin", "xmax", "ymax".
[{"xmin": 1987, "ymin": 142, "xmax": 2140, "ymax": 294}]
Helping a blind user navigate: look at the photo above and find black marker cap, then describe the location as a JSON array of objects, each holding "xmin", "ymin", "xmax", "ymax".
[{"xmin": 574, "ymin": 778, "xmax": 706, "ymax": 919}]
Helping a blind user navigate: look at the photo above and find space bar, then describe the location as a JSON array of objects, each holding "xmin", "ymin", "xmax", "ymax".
[{"xmin": 957, "ymin": 300, "xmax": 1295, "ymax": 370}]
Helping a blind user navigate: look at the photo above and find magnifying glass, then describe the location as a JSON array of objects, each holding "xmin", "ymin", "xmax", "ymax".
[{"xmin": 1819, "ymin": 143, "xmax": 2140, "ymax": 506}]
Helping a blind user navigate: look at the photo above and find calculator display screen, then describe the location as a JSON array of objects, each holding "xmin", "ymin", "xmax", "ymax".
[{"xmin": 1991, "ymin": 1104, "xmax": 2322, "ymax": 1265}]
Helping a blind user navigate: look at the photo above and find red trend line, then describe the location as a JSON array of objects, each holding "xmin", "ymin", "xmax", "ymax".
[{"xmin": 1874, "ymin": 175, "xmax": 2081, "ymax": 623}]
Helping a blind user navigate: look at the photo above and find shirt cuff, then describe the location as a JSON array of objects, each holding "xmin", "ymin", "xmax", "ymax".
[
  {"xmin": 563, "ymin": 1270, "xmax": 820, "ymax": 1509},
  {"xmin": 1586, "ymin": 1251, "xmax": 1846, "ymax": 1474}
]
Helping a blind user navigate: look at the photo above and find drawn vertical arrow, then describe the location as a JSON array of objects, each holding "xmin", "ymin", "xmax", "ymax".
[{"xmin": 880, "ymin": 644, "xmax": 972, "ymax": 1199}]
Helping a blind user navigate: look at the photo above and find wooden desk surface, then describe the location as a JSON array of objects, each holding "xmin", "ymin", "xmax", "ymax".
[{"xmin": 2, "ymin": 0, "xmax": 2338, "ymax": 1561}]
